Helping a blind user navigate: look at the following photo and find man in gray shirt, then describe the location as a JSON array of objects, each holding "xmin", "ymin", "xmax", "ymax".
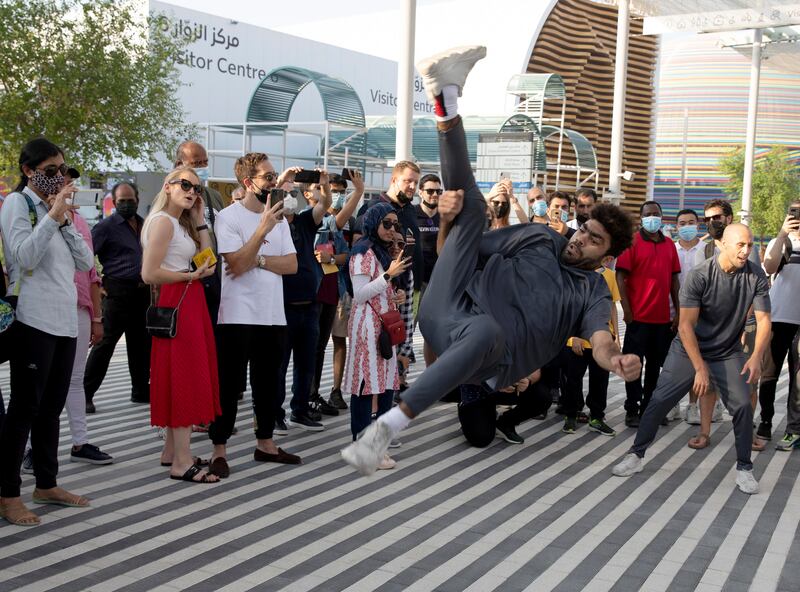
[
  {"xmin": 613, "ymin": 224, "xmax": 771, "ymax": 495},
  {"xmin": 341, "ymin": 45, "xmax": 642, "ymax": 475}
]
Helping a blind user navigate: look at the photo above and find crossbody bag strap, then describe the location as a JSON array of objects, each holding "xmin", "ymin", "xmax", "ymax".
[{"xmin": 149, "ymin": 281, "xmax": 190, "ymax": 309}]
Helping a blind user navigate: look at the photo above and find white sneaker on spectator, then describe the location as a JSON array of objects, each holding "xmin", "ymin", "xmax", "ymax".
[
  {"xmin": 736, "ymin": 469, "xmax": 759, "ymax": 494},
  {"xmin": 416, "ymin": 45, "xmax": 487, "ymax": 102},
  {"xmin": 612, "ymin": 453, "xmax": 643, "ymax": 477},
  {"xmin": 666, "ymin": 404, "xmax": 682, "ymax": 421},
  {"xmin": 341, "ymin": 421, "xmax": 392, "ymax": 476},
  {"xmin": 712, "ymin": 399, "xmax": 725, "ymax": 423},
  {"xmin": 686, "ymin": 403, "xmax": 701, "ymax": 425},
  {"xmin": 377, "ymin": 454, "xmax": 396, "ymax": 470}
]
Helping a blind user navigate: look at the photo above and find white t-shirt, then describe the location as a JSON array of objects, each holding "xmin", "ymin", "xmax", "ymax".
[
  {"xmin": 141, "ymin": 211, "xmax": 196, "ymax": 272},
  {"xmin": 767, "ymin": 235, "xmax": 800, "ymax": 325},
  {"xmin": 215, "ymin": 202, "xmax": 296, "ymax": 326}
]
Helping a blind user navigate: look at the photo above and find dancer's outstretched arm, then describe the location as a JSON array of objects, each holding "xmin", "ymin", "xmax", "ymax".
[{"xmin": 590, "ymin": 330, "xmax": 641, "ymax": 382}]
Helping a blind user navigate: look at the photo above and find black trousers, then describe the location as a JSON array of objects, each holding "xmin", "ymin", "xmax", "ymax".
[
  {"xmin": 0, "ymin": 323, "xmax": 76, "ymax": 497},
  {"xmin": 622, "ymin": 321, "xmax": 674, "ymax": 415},
  {"xmin": 758, "ymin": 321, "xmax": 800, "ymax": 424},
  {"xmin": 278, "ymin": 303, "xmax": 320, "ymax": 418},
  {"xmin": 311, "ymin": 301, "xmax": 337, "ymax": 398},
  {"xmin": 84, "ymin": 278, "xmax": 151, "ymax": 402},
  {"xmin": 560, "ymin": 345, "xmax": 610, "ymax": 420},
  {"xmin": 209, "ymin": 324, "xmax": 286, "ymax": 445}
]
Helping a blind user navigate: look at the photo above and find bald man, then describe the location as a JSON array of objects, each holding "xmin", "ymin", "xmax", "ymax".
[{"xmin": 613, "ymin": 224, "xmax": 772, "ymax": 494}]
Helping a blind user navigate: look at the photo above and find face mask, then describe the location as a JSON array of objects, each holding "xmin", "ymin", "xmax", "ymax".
[
  {"xmin": 532, "ymin": 200, "xmax": 547, "ymax": 217},
  {"xmin": 560, "ymin": 210, "xmax": 569, "ymax": 224},
  {"xmin": 708, "ymin": 220, "xmax": 726, "ymax": 240},
  {"xmin": 194, "ymin": 167, "xmax": 209, "ymax": 183},
  {"xmin": 251, "ymin": 180, "xmax": 270, "ymax": 204},
  {"xmin": 115, "ymin": 201, "xmax": 138, "ymax": 219},
  {"xmin": 678, "ymin": 225, "xmax": 698, "ymax": 241},
  {"xmin": 422, "ymin": 200, "xmax": 438, "ymax": 210},
  {"xmin": 332, "ymin": 192, "xmax": 346, "ymax": 210},
  {"xmin": 641, "ymin": 215, "xmax": 662, "ymax": 233},
  {"xmin": 576, "ymin": 213, "xmax": 589, "ymax": 225},
  {"xmin": 30, "ymin": 170, "xmax": 64, "ymax": 196},
  {"xmin": 492, "ymin": 203, "xmax": 510, "ymax": 219},
  {"xmin": 282, "ymin": 195, "xmax": 298, "ymax": 215}
]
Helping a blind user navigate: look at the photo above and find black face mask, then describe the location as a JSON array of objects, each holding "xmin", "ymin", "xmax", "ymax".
[
  {"xmin": 708, "ymin": 220, "xmax": 726, "ymax": 240},
  {"xmin": 396, "ymin": 192, "xmax": 413, "ymax": 205},
  {"xmin": 576, "ymin": 213, "xmax": 589, "ymax": 225},
  {"xmin": 422, "ymin": 200, "xmax": 438, "ymax": 210},
  {"xmin": 492, "ymin": 203, "xmax": 510, "ymax": 219},
  {"xmin": 253, "ymin": 184, "xmax": 269, "ymax": 204},
  {"xmin": 115, "ymin": 202, "xmax": 138, "ymax": 219}
]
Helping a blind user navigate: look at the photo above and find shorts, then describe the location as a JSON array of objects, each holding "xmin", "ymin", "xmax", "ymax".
[{"xmin": 332, "ymin": 293, "xmax": 352, "ymax": 339}]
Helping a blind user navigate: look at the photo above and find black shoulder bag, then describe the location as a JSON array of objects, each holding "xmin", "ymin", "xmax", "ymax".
[{"xmin": 146, "ymin": 282, "xmax": 191, "ymax": 339}]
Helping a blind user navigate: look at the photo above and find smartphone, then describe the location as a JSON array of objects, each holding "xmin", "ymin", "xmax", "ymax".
[
  {"xmin": 191, "ymin": 247, "xmax": 217, "ymax": 271},
  {"xmin": 270, "ymin": 188, "xmax": 285, "ymax": 218},
  {"xmin": 70, "ymin": 189, "xmax": 102, "ymax": 207},
  {"xmin": 789, "ymin": 206, "xmax": 800, "ymax": 221},
  {"xmin": 294, "ymin": 169, "xmax": 321, "ymax": 184},
  {"xmin": 403, "ymin": 228, "xmax": 414, "ymax": 258},
  {"xmin": 341, "ymin": 168, "xmax": 352, "ymax": 181}
]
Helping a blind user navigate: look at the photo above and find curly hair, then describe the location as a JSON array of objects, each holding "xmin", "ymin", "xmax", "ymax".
[
  {"xmin": 590, "ymin": 203, "xmax": 634, "ymax": 257},
  {"xmin": 703, "ymin": 198, "xmax": 733, "ymax": 218},
  {"xmin": 234, "ymin": 152, "xmax": 270, "ymax": 184}
]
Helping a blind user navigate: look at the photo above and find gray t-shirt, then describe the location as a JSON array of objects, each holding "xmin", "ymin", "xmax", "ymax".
[
  {"xmin": 468, "ymin": 223, "xmax": 611, "ymax": 387},
  {"xmin": 678, "ymin": 257, "xmax": 770, "ymax": 360}
]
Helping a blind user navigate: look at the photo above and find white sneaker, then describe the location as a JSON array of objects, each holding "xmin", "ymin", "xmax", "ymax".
[
  {"xmin": 388, "ymin": 439, "xmax": 402, "ymax": 449},
  {"xmin": 712, "ymin": 399, "xmax": 725, "ymax": 423},
  {"xmin": 736, "ymin": 469, "xmax": 759, "ymax": 494},
  {"xmin": 686, "ymin": 403, "xmax": 701, "ymax": 425},
  {"xmin": 341, "ymin": 421, "xmax": 393, "ymax": 476},
  {"xmin": 612, "ymin": 453, "xmax": 643, "ymax": 477},
  {"xmin": 377, "ymin": 454, "xmax": 396, "ymax": 470},
  {"xmin": 415, "ymin": 45, "xmax": 487, "ymax": 103},
  {"xmin": 666, "ymin": 404, "xmax": 682, "ymax": 421}
]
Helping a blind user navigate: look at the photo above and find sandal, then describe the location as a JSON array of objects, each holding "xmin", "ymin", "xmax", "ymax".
[
  {"xmin": 160, "ymin": 456, "xmax": 209, "ymax": 467},
  {"xmin": 169, "ymin": 464, "xmax": 219, "ymax": 484},
  {"xmin": 688, "ymin": 433, "xmax": 711, "ymax": 450},
  {"xmin": 191, "ymin": 424, "xmax": 209, "ymax": 433},
  {"xmin": 32, "ymin": 488, "xmax": 90, "ymax": 508},
  {"xmin": 0, "ymin": 502, "xmax": 40, "ymax": 526},
  {"xmin": 752, "ymin": 438, "xmax": 767, "ymax": 451}
]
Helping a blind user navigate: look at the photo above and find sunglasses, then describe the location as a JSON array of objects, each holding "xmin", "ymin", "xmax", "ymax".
[
  {"xmin": 381, "ymin": 220, "xmax": 402, "ymax": 233},
  {"xmin": 168, "ymin": 179, "xmax": 203, "ymax": 195},
  {"xmin": 392, "ymin": 240, "xmax": 406, "ymax": 248},
  {"xmin": 704, "ymin": 214, "xmax": 726, "ymax": 223},
  {"xmin": 37, "ymin": 164, "xmax": 69, "ymax": 177},
  {"xmin": 252, "ymin": 172, "xmax": 279, "ymax": 182},
  {"xmin": 423, "ymin": 188, "xmax": 443, "ymax": 196}
]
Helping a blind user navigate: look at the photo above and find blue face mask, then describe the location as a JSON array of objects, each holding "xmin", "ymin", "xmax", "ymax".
[
  {"xmin": 532, "ymin": 200, "xmax": 547, "ymax": 217},
  {"xmin": 642, "ymin": 215, "xmax": 662, "ymax": 233},
  {"xmin": 332, "ymin": 192, "xmax": 346, "ymax": 210},
  {"xmin": 194, "ymin": 167, "xmax": 209, "ymax": 184},
  {"xmin": 560, "ymin": 210, "xmax": 569, "ymax": 224},
  {"xmin": 678, "ymin": 224, "xmax": 698, "ymax": 241}
]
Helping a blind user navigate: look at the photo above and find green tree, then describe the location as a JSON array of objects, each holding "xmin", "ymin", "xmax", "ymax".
[
  {"xmin": 0, "ymin": 0, "xmax": 191, "ymax": 178},
  {"xmin": 720, "ymin": 144, "xmax": 800, "ymax": 242}
]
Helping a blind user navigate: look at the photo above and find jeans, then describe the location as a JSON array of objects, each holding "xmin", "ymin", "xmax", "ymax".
[
  {"xmin": 84, "ymin": 278, "xmax": 150, "ymax": 402},
  {"xmin": 561, "ymin": 345, "xmax": 610, "ymax": 420},
  {"xmin": 311, "ymin": 301, "xmax": 337, "ymax": 398},
  {"xmin": 758, "ymin": 321, "xmax": 799, "ymax": 424},
  {"xmin": 631, "ymin": 341, "xmax": 753, "ymax": 470},
  {"xmin": 350, "ymin": 386, "xmax": 393, "ymax": 440},
  {"xmin": 210, "ymin": 324, "xmax": 286, "ymax": 445},
  {"xmin": 278, "ymin": 303, "xmax": 320, "ymax": 418},
  {"xmin": 622, "ymin": 321, "xmax": 674, "ymax": 415},
  {"xmin": 0, "ymin": 323, "xmax": 76, "ymax": 497}
]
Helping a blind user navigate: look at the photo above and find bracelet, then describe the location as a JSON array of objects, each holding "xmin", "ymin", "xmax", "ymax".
[
  {"xmin": 196, "ymin": 224, "xmax": 208, "ymax": 231},
  {"xmin": 187, "ymin": 271, "xmax": 194, "ymax": 283},
  {"xmin": 92, "ymin": 317, "xmax": 102, "ymax": 323}
]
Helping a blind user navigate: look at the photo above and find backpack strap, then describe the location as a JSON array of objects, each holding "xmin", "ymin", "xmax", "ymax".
[
  {"xmin": 704, "ymin": 240, "xmax": 715, "ymax": 260},
  {"xmin": 21, "ymin": 193, "xmax": 38, "ymax": 227}
]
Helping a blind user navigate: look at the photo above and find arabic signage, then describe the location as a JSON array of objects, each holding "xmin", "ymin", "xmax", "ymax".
[{"xmin": 641, "ymin": 4, "xmax": 800, "ymax": 34}]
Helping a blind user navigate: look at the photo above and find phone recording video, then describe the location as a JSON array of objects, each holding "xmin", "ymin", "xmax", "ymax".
[{"xmin": 294, "ymin": 169, "xmax": 321, "ymax": 184}]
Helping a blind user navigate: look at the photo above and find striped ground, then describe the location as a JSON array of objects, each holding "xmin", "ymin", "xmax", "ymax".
[{"xmin": 0, "ymin": 332, "xmax": 798, "ymax": 592}]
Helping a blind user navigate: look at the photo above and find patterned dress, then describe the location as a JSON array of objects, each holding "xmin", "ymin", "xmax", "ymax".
[{"xmin": 342, "ymin": 249, "xmax": 400, "ymax": 396}]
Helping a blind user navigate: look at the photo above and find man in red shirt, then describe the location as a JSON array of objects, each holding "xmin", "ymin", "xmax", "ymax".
[{"xmin": 616, "ymin": 201, "xmax": 681, "ymax": 427}]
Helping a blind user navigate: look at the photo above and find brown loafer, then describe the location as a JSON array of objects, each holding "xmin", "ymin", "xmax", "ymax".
[
  {"xmin": 254, "ymin": 447, "xmax": 302, "ymax": 465},
  {"xmin": 208, "ymin": 457, "xmax": 230, "ymax": 478}
]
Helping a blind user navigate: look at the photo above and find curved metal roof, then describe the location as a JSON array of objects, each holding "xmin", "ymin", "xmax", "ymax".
[
  {"xmin": 246, "ymin": 66, "xmax": 366, "ymax": 156},
  {"xmin": 540, "ymin": 125, "xmax": 598, "ymax": 171},
  {"xmin": 506, "ymin": 73, "xmax": 566, "ymax": 99}
]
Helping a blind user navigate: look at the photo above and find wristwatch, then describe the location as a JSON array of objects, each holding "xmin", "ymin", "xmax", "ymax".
[
  {"xmin": 59, "ymin": 218, "xmax": 71, "ymax": 229},
  {"xmin": 92, "ymin": 317, "xmax": 103, "ymax": 324},
  {"xmin": 258, "ymin": 254, "xmax": 267, "ymax": 270},
  {"xmin": 383, "ymin": 273, "xmax": 390, "ymax": 282}
]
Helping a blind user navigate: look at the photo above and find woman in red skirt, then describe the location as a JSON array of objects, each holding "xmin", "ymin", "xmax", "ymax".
[{"xmin": 141, "ymin": 168, "xmax": 221, "ymax": 483}]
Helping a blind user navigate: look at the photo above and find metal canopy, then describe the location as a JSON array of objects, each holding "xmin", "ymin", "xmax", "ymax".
[
  {"xmin": 506, "ymin": 73, "xmax": 566, "ymax": 99},
  {"xmin": 540, "ymin": 125, "xmax": 598, "ymax": 171}
]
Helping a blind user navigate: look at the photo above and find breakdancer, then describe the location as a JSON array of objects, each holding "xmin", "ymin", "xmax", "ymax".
[{"xmin": 341, "ymin": 46, "xmax": 641, "ymax": 475}]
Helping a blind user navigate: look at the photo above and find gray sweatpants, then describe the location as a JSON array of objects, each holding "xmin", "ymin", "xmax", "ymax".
[
  {"xmin": 631, "ymin": 341, "xmax": 754, "ymax": 470},
  {"xmin": 402, "ymin": 119, "xmax": 507, "ymax": 416}
]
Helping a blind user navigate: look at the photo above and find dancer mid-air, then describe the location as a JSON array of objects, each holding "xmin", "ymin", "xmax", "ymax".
[{"xmin": 342, "ymin": 46, "xmax": 642, "ymax": 475}]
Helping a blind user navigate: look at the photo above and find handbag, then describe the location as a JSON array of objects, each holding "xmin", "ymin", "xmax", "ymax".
[
  {"xmin": 146, "ymin": 281, "xmax": 191, "ymax": 339},
  {"xmin": 368, "ymin": 298, "xmax": 405, "ymax": 360}
]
